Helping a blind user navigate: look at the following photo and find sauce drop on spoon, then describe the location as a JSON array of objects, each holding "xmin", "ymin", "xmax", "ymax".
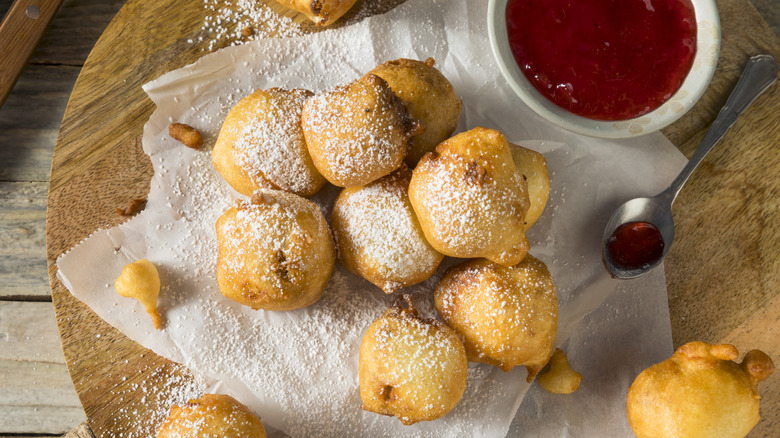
[{"xmin": 606, "ymin": 221, "xmax": 665, "ymax": 271}]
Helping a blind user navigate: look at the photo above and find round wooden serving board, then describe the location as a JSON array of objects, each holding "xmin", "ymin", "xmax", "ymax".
[{"xmin": 46, "ymin": 0, "xmax": 780, "ymax": 436}]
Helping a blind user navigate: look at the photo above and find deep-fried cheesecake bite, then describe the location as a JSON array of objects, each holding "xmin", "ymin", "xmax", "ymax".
[
  {"xmin": 301, "ymin": 74, "xmax": 422, "ymax": 187},
  {"xmin": 408, "ymin": 127, "xmax": 531, "ymax": 266},
  {"xmin": 509, "ymin": 142, "xmax": 550, "ymax": 230},
  {"xmin": 332, "ymin": 165, "xmax": 443, "ymax": 293},
  {"xmin": 212, "ymin": 88, "xmax": 326, "ymax": 198},
  {"xmin": 216, "ymin": 190, "xmax": 335, "ymax": 311},
  {"xmin": 434, "ymin": 255, "xmax": 558, "ymax": 381},
  {"xmin": 369, "ymin": 58, "xmax": 462, "ymax": 165},
  {"xmin": 359, "ymin": 297, "xmax": 467, "ymax": 425},
  {"xmin": 627, "ymin": 342, "xmax": 775, "ymax": 438},
  {"xmin": 156, "ymin": 394, "xmax": 267, "ymax": 438},
  {"xmin": 275, "ymin": 0, "xmax": 357, "ymax": 26}
]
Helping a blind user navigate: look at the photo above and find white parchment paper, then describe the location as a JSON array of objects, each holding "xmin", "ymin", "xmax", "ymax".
[{"xmin": 57, "ymin": 0, "xmax": 686, "ymax": 436}]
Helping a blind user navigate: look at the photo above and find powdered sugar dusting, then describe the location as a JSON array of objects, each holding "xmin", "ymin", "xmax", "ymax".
[
  {"xmin": 302, "ymin": 76, "xmax": 410, "ymax": 186},
  {"xmin": 411, "ymin": 154, "xmax": 526, "ymax": 252},
  {"xmin": 227, "ymin": 89, "xmax": 321, "ymax": 196},
  {"xmin": 198, "ymin": 0, "xmax": 303, "ymax": 51},
  {"xmin": 333, "ymin": 169, "xmax": 441, "ymax": 292}
]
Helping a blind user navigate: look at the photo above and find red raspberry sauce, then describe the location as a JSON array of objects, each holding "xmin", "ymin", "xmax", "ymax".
[
  {"xmin": 506, "ymin": 0, "xmax": 697, "ymax": 120},
  {"xmin": 606, "ymin": 221, "xmax": 665, "ymax": 270}
]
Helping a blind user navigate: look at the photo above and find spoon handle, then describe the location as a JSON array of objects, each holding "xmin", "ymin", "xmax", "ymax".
[{"xmin": 667, "ymin": 54, "xmax": 778, "ymax": 200}]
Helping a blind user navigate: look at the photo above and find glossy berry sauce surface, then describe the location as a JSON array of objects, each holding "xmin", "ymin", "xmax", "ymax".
[
  {"xmin": 506, "ymin": 0, "xmax": 697, "ymax": 120},
  {"xmin": 606, "ymin": 221, "xmax": 666, "ymax": 270}
]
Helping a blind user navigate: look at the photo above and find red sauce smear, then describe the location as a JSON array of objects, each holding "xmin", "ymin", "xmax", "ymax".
[
  {"xmin": 506, "ymin": 0, "xmax": 697, "ymax": 120},
  {"xmin": 606, "ymin": 221, "xmax": 665, "ymax": 270}
]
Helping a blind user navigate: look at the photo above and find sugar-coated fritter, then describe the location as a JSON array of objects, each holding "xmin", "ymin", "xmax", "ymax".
[
  {"xmin": 156, "ymin": 394, "xmax": 267, "ymax": 438},
  {"xmin": 302, "ymin": 74, "xmax": 422, "ymax": 187},
  {"xmin": 627, "ymin": 342, "xmax": 774, "ymax": 438},
  {"xmin": 360, "ymin": 298, "xmax": 467, "ymax": 425},
  {"xmin": 216, "ymin": 190, "xmax": 335, "ymax": 311},
  {"xmin": 369, "ymin": 58, "xmax": 461, "ymax": 165},
  {"xmin": 332, "ymin": 165, "xmax": 443, "ymax": 293},
  {"xmin": 408, "ymin": 127, "xmax": 531, "ymax": 266},
  {"xmin": 434, "ymin": 255, "xmax": 558, "ymax": 381},
  {"xmin": 276, "ymin": 0, "xmax": 357, "ymax": 26},
  {"xmin": 212, "ymin": 88, "xmax": 326, "ymax": 198}
]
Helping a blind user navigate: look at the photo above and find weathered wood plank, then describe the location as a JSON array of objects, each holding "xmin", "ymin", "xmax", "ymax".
[
  {"xmin": 62, "ymin": 422, "xmax": 95, "ymax": 438},
  {"xmin": 0, "ymin": 302, "xmax": 85, "ymax": 434},
  {"xmin": 29, "ymin": 0, "xmax": 125, "ymax": 66},
  {"xmin": 0, "ymin": 65, "xmax": 79, "ymax": 183},
  {"xmin": 0, "ymin": 182, "xmax": 49, "ymax": 297}
]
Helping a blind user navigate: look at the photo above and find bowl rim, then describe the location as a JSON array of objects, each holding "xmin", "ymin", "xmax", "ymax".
[{"xmin": 487, "ymin": 0, "xmax": 722, "ymax": 139}]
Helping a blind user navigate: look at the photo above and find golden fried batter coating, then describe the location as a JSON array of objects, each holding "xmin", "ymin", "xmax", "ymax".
[
  {"xmin": 408, "ymin": 127, "xmax": 531, "ymax": 266},
  {"xmin": 434, "ymin": 255, "xmax": 557, "ymax": 381},
  {"xmin": 627, "ymin": 342, "xmax": 775, "ymax": 438},
  {"xmin": 212, "ymin": 88, "xmax": 326, "ymax": 198},
  {"xmin": 369, "ymin": 58, "xmax": 461, "ymax": 166},
  {"xmin": 216, "ymin": 190, "xmax": 335, "ymax": 311},
  {"xmin": 301, "ymin": 74, "xmax": 422, "ymax": 187},
  {"xmin": 156, "ymin": 394, "xmax": 267, "ymax": 438},
  {"xmin": 509, "ymin": 143, "xmax": 550, "ymax": 230},
  {"xmin": 115, "ymin": 259, "xmax": 162, "ymax": 330},
  {"xmin": 360, "ymin": 298, "xmax": 468, "ymax": 425},
  {"xmin": 538, "ymin": 348, "xmax": 581, "ymax": 394},
  {"xmin": 275, "ymin": 0, "xmax": 357, "ymax": 26},
  {"xmin": 332, "ymin": 165, "xmax": 443, "ymax": 293}
]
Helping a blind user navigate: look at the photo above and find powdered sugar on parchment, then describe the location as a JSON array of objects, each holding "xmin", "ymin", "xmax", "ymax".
[{"xmin": 56, "ymin": 0, "xmax": 686, "ymax": 436}]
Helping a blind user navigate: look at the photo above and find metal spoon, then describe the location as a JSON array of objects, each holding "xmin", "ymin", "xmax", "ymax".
[{"xmin": 602, "ymin": 54, "xmax": 778, "ymax": 279}]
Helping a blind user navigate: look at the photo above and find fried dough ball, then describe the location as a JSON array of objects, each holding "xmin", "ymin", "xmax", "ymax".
[
  {"xmin": 369, "ymin": 58, "xmax": 462, "ymax": 165},
  {"xmin": 215, "ymin": 190, "xmax": 335, "ymax": 311},
  {"xmin": 115, "ymin": 259, "xmax": 162, "ymax": 330},
  {"xmin": 408, "ymin": 127, "xmax": 531, "ymax": 266},
  {"xmin": 332, "ymin": 165, "xmax": 443, "ymax": 293},
  {"xmin": 275, "ymin": 0, "xmax": 357, "ymax": 26},
  {"xmin": 359, "ymin": 298, "xmax": 468, "ymax": 425},
  {"xmin": 301, "ymin": 74, "xmax": 422, "ymax": 187},
  {"xmin": 434, "ymin": 255, "xmax": 558, "ymax": 381},
  {"xmin": 156, "ymin": 394, "xmax": 267, "ymax": 438},
  {"xmin": 212, "ymin": 88, "xmax": 326, "ymax": 198},
  {"xmin": 627, "ymin": 342, "xmax": 775, "ymax": 438},
  {"xmin": 509, "ymin": 143, "xmax": 550, "ymax": 230}
]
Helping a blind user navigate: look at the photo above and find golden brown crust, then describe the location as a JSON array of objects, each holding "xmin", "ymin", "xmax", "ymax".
[
  {"xmin": 434, "ymin": 255, "xmax": 557, "ymax": 380},
  {"xmin": 369, "ymin": 58, "xmax": 462, "ymax": 166},
  {"xmin": 302, "ymin": 74, "xmax": 420, "ymax": 188},
  {"xmin": 627, "ymin": 342, "xmax": 775, "ymax": 438},
  {"xmin": 156, "ymin": 394, "xmax": 267, "ymax": 438},
  {"xmin": 212, "ymin": 88, "xmax": 326, "ymax": 198},
  {"xmin": 408, "ymin": 127, "xmax": 531, "ymax": 266},
  {"xmin": 275, "ymin": 0, "xmax": 357, "ymax": 26},
  {"xmin": 359, "ymin": 301, "xmax": 467, "ymax": 425},
  {"xmin": 509, "ymin": 143, "xmax": 550, "ymax": 230},
  {"xmin": 215, "ymin": 190, "xmax": 335, "ymax": 311}
]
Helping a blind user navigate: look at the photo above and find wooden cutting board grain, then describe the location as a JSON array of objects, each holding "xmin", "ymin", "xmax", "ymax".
[{"xmin": 45, "ymin": 0, "xmax": 780, "ymax": 436}]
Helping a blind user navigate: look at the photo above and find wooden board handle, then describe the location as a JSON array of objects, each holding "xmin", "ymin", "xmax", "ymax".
[
  {"xmin": 0, "ymin": 0, "xmax": 64, "ymax": 107},
  {"xmin": 63, "ymin": 422, "xmax": 96, "ymax": 438}
]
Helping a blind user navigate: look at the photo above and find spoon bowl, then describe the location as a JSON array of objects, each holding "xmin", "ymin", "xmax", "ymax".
[
  {"xmin": 602, "ymin": 54, "xmax": 778, "ymax": 279},
  {"xmin": 602, "ymin": 194, "xmax": 675, "ymax": 279}
]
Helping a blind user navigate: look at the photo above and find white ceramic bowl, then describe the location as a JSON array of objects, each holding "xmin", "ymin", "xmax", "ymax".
[{"xmin": 487, "ymin": 0, "xmax": 721, "ymax": 138}]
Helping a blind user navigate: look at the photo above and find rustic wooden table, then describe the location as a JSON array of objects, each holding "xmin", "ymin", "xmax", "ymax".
[{"xmin": 1, "ymin": 0, "xmax": 779, "ymax": 437}]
